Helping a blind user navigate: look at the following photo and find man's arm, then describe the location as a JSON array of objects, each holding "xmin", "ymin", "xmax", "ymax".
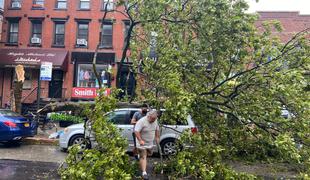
[
  {"xmin": 134, "ymin": 131, "xmax": 145, "ymax": 146},
  {"xmin": 134, "ymin": 120, "xmax": 144, "ymax": 146},
  {"xmin": 131, "ymin": 112, "xmax": 139, "ymax": 125}
]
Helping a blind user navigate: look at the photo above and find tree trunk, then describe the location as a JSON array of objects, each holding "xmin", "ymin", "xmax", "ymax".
[{"xmin": 13, "ymin": 81, "xmax": 23, "ymax": 114}]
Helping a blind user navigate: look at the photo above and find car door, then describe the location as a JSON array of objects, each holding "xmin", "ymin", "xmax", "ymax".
[{"xmin": 108, "ymin": 110, "xmax": 133, "ymax": 144}]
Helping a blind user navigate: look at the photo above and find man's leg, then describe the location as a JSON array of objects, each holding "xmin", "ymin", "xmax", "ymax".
[{"xmin": 138, "ymin": 148, "xmax": 147, "ymax": 173}]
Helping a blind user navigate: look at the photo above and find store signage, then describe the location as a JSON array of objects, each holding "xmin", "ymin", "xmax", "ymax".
[
  {"xmin": 40, "ymin": 62, "xmax": 53, "ymax": 81},
  {"xmin": 71, "ymin": 88, "xmax": 111, "ymax": 98}
]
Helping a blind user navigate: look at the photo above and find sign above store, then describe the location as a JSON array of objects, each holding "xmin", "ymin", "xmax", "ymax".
[
  {"xmin": 0, "ymin": 48, "xmax": 68, "ymax": 70},
  {"xmin": 71, "ymin": 88, "xmax": 111, "ymax": 98}
]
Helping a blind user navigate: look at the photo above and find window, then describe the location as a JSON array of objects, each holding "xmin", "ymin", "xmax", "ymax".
[
  {"xmin": 102, "ymin": 0, "xmax": 113, "ymax": 11},
  {"xmin": 77, "ymin": 64, "xmax": 110, "ymax": 88},
  {"xmin": 106, "ymin": 110, "xmax": 130, "ymax": 124},
  {"xmin": 123, "ymin": 21, "xmax": 130, "ymax": 43},
  {"xmin": 53, "ymin": 22, "xmax": 65, "ymax": 46},
  {"xmin": 30, "ymin": 21, "xmax": 42, "ymax": 44},
  {"xmin": 100, "ymin": 22, "xmax": 113, "ymax": 48},
  {"xmin": 33, "ymin": 0, "xmax": 44, "ymax": 8},
  {"xmin": 80, "ymin": 0, "xmax": 90, "ymax": 9},
  {"xmin": 8, "ymin": 22, "xmax": 19, "ymax": 44},
  {"xmin": 11, "ymin": 0, "xmax": 21, "ymax": 8},
  {"xmin": 76, "ymin": 23, "xmax": 89, "ymax": 47},
  {"xmin": 56, "ymin": 0, "xmax": 67, "ymax": 9}
]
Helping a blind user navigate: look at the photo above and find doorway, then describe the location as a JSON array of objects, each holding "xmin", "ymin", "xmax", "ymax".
[{"xmin": 49, "ymin": 70, "xmax": 63, "ymax": 99}]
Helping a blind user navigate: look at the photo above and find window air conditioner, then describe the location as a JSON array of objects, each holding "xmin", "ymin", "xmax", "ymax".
[
  {"xmin": 12, "ymin": 2, "xmax": 21, "ymax": 8},
  {"xmin": 31, "ymin": 37, "xmax": 41, "ymax": 44},
  {"xmin": 77, "ymin": 39, "xmax": 87, "ymax": 46}
]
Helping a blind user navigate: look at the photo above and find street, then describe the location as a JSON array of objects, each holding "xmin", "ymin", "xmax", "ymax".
[
  {"xmin": 0, "ymin": 143, "xmax": 65, "ymax": 180},
  {"xmin": 0, "ymin": 143, "xmax": 165, "ymax": 180}
]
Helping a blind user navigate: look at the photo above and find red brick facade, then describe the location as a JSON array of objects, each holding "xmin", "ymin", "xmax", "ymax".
[
  {"xmin": 256, "ymin": 11, "xmax": 310, "ymax": 42},
  {"xmin": 0, "ymin": 0, "xmax": 129, "ymax": 107},
  {"xmin": 0, "ymin": 2, "xmax": 309, "ymax": 108}
]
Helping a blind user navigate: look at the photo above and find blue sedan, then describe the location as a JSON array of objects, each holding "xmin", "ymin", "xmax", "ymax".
[{"xmin": 0, "ymin": 109, "xmax": 37, "ymax": 143}]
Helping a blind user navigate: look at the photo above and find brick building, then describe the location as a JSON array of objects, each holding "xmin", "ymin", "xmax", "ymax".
[
  {"xmin": 0, "ymin": 1, "xmax": 309, "ymax": 111},
  {"xmin": 0, "ymin": 0, "xmax": 133, "ymax": 109},
  {"xmin": 256, "ymin": 11, "xmax": 310, "ymax": 42}
]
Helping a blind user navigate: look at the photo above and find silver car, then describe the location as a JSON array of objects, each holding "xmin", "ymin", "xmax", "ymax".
[{"xmin": 59, "ymin": 108, "xmax": 197, "ymax": 155}]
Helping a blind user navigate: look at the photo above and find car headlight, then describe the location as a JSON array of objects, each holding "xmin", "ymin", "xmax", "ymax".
[{"xmin": 64, "ymin": 128, "xmax": 69, "ymax": 133}]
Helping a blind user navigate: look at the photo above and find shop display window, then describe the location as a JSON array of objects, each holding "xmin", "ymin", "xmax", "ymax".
[{"xmin": 77, "ymin": 64, "xmax": 110, "ymax": 88}]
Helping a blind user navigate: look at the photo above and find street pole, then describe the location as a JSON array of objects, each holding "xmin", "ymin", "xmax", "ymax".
[{"xmin": 37, "ymin": 69, "xmax": 41, "ymax": 121}]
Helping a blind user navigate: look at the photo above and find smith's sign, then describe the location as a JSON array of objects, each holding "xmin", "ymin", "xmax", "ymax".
[{"xmin": 71, "ymin": 88, "xmax": 110, "ymax": 98}]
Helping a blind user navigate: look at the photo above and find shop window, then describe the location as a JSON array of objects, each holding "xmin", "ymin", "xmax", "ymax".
[
  {"xmin": 14, "ymin": 69, "xmax": 32, "ymax": 89},
  {"xmin": 77, "ymin": 64, "xmax": 110, "ymax": 88},
  {"xmin": 100, "ymin": 22, "xmax": 113, "ymax": 48},
  {"xmin": 33, "ymin": 0, "xmax": 44, "ymax": 8},
  {"xmin": 53, "ymin": 22, "xmax": 65, "ymax": 46},
  {"xmin": 76, "ymin": 23, "xmax": 89, "ymax": 47},
  {"xmin": 11, "ymin": 0, "xmax": 22, "ymax": 8},
  {"xmin": 30, "ymin": 21, "xmax": 42, "ymax": 45},
  {"xmin": 102, "ymin": 0, "xmax": 113, "ymax": 11},
  {"xmin": 80, "ymin": 0, "xmax": 90, "ymax": 9},
  {"xmin": 56, "ymin": 0, "xmax": 67, "ymax": 9},
  {"xmin": 8, "ymin": 22, "xmax": 19, "ymax": 44}
]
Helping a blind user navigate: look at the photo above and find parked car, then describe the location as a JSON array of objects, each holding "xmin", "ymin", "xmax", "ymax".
[
  {"xmin": 0, "ymin": 109, "xmax": 37, "ymax": 143},
  {"xmin": 59, "ymin": 108, "xmax": 197, "ymax": 155}
]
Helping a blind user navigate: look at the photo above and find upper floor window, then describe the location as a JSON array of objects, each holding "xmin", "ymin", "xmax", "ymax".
[
  {"xmin": 33, "ymin": 0, "xmax": 44, "ymax": 8},
  {"xmin": 53, "ymin": 22, "xmax": 65, "ymax": 46},
  {"xmin": 123, "ymin": 21, "xmax": 130, "ymax": 42},
  {"xmin": 100, "ymin": 22, "xmax": 113, "ymax": 48},
  {"xmin": 76, "ymin": 23, "xmax": 89, "ymax": 47},
  {"xmin": 56, "ymin": 0, "xmax": 67, "ymax": 9},
  {"xmin": 30, "ymin": 21, "xmax": 42, "ymax": 45},
  {"xmin": 8, "ymin": 22, "xmax": 19, "ymax": 44},
  {"xmin": 11, "ymin": 0, "xmax": 22, "ymax": 8},
  {"xmin": 102, "ymin": 0, "xmax": 113, "ymax": 11},
  {"xmin": 80, "ymin": 0, "xmax": 90, "ymax": 9}
]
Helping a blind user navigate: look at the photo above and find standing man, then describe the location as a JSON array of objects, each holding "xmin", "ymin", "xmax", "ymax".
[
  {"xmin": 131, "ymin": 104, "xmax": 148, "ymax": 125},
  {"xmin": 131, "ymin": 104, "xmax": 148, "ymax": 159},
  {"xmin": 134, "ymin": 110, "xmax": 160, "ymax": 179}
]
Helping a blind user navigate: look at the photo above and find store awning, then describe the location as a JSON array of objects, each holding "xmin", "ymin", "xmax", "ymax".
[{"xmin": 0, "ymin": 48, "xmax": 68, "ymax": 70}]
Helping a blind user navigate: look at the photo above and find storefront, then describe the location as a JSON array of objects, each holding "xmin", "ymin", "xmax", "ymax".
[
  {"xmin": 0, "ymin": 48, "xmax": 68, "ymax": 107},
  {"xmin": 71, "ymin": 52, "xmax": 114, "ymax": 100}
]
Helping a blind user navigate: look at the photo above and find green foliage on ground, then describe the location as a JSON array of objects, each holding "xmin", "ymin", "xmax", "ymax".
[
  {"xmin": 59, "ymin": 89, "xmax": 135, "ymax": 179},
  {"xmin": 121, "ymin": 0, "xmax": 310, "ymax": 178}
]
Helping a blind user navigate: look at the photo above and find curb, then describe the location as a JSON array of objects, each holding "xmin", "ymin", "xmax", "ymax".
[{"xmin": 23, "ymin": 137, "xmax": 58, "ymax": 146}]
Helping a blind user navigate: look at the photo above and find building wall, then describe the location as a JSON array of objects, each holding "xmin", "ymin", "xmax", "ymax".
[
  {"xmin": 256, "ymin": 11, "xmax": 310, "ymax": 42},
  {"xmin": 0, "ymin": 0, "xmax": 129, "ymax": 105}
]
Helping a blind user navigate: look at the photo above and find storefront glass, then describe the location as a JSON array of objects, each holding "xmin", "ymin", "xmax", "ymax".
[{"xmin": 77, "ymin": 64, "xmax": 110, "ymax": 88}]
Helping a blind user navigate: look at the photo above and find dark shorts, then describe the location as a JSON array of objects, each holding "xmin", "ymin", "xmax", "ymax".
[{"xmin": 137, "ymin": 148, "xmax": 153, "ymax": 157}]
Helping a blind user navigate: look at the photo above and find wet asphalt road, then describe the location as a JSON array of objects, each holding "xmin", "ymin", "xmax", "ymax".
[
  {"xmin": 0, "ymin": 159, "xmax": 60, "ymax": 180},
  {"xmin": 0, "ymin": 143, "xmax": 165, "ymax": 180},
  {"xmin": 0, "ymin": 143, "xmax": 64, "ymax": 180}
]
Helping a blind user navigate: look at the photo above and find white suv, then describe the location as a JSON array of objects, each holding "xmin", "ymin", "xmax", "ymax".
[{"xmin": 59, "ymin": 108, "xmax": 197, "ymax": 156}]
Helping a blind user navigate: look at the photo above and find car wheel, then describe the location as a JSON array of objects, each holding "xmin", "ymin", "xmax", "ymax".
[
  {"xmin": 69, "ymin": 134, "xmax": 89, "ymax": 150},
  {"xmin": 160, "ymin": 138, "xmax": 178, "ymax": 156}
]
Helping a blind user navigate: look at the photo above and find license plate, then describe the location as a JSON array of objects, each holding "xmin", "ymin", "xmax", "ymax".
[{"xmin": 24, "ymin": 123, "xmax": 30, "ymax": 127}]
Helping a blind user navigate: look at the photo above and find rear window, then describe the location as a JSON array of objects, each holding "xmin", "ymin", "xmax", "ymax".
[{"xmin": 0, "ymin": 110, "xmax": 21, "ymax": 117}]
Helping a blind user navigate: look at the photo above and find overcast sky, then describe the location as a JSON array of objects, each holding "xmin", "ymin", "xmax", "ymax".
[{"xmin": 246, "ymin": 0, "xmax": 310, "ymax": 14}]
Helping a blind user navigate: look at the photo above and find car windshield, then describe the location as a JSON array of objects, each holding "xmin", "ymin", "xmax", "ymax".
[{"xmin": 0, "ymin": 110, "xmax": 21, "ymax": 117}]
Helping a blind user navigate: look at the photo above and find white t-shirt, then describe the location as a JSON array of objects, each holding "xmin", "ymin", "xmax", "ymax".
[{"xmin": 134, "ymin": 116, "xmax": 159, "ymax": 149}]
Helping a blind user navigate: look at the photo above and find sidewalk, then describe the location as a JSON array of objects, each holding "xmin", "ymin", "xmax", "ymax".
[{"xmin": 24, "ymin": 124, "xmax": 65, "ymax": 146}]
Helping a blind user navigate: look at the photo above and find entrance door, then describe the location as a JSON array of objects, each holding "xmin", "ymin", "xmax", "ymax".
[{"xmin": 49, "ymin": 70, "xmax": 63, "ymax": 99}]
